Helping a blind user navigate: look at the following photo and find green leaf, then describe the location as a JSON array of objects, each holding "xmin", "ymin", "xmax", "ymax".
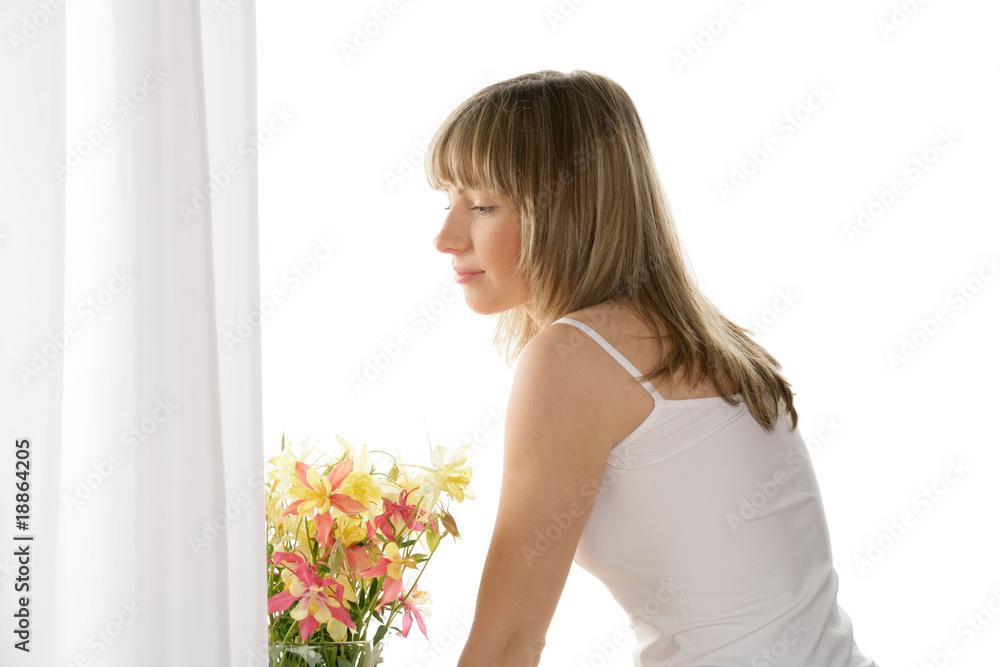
[
  {"xmin": 337, "ymin": 658, "xmax": 353, "ymax": 667},
  {"xmin": 373, "ymin": 624, "xmax": 388, "ymax": 645}
]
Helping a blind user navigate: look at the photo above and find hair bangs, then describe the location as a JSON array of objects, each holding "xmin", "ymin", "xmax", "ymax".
[{"xmin": 425, "ymin": 94, "xmax": 524, "ymax": 202}]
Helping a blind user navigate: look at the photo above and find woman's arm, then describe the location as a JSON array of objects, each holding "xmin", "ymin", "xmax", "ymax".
[{"xmin": 456, "ymin": 325, "xmax": 615, "ymax": 666}]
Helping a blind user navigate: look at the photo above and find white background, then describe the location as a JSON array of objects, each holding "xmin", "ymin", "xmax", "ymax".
[{"xmin": 254, "ymin": 1, "xmax": 1000, "ymax": 665}]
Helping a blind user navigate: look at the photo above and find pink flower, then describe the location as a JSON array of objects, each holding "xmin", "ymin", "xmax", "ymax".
[
  {"xmin": 375, "ymin": 488, "xmax": 430, "ymax": 540},
  {"xmin": 282, "ymin": 460, "xmax": 367, "ymax": 548},
  {"xmin": 396, "ymin": 586, "xmax": 433, "ymax": 640},
  {"xmin": 267, "ymin": 557, "xmax": 356, "ymax": 642},
  {"xmin": 357, "ymin": 542, "xmax": 417, "ymax": 610}
]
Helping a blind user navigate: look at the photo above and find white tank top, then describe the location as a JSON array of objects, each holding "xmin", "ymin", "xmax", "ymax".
[{"xmin": 553, "ymin": 318, "xmax": 878, "ymax": 667}]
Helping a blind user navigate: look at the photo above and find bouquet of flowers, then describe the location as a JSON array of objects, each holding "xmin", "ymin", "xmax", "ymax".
[{"xmin": 266, "ymin": 433, "xmax": 474, "ymax": 666}]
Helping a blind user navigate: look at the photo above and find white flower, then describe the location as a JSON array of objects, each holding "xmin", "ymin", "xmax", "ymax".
[{"xmin": 412, "ymin": 443, "xmax": 476, "ymax": 505}]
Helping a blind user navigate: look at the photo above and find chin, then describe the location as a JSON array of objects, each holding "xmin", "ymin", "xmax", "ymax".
[
  {"xmin": 462, "ymin": 293, "xmax": 520, "ymax": 316},
  {"xmin": 466, "ymin": 301, "xmax": 506, "ymax": 316}
]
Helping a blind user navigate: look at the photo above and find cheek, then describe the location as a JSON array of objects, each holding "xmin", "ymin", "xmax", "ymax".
[
  {"xmin": 476, "ymin": 228, "xmax": 520, "ymax": 270},
  {"xmin": 498, "ymin": 218, "xmax": 523, "ymax": 264}
]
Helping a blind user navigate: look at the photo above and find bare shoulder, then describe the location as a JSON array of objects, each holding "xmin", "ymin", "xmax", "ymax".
[
  {"xmin": 516, "ymin": 317, "xmax": 611, "ymax": 400},
  {"xmin": 510, "ymin": 317, "xmax": 625, "ymax": 451}
]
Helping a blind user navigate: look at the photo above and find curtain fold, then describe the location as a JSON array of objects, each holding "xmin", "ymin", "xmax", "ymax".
[{"xmin": 0, "ymin": 2, "xmax": 266, "ymax": 665}]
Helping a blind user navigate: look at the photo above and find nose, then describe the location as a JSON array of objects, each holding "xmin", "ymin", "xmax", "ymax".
[{"xmin": 433, "ymin": 209, "xmax": 466, "ymax": 255}]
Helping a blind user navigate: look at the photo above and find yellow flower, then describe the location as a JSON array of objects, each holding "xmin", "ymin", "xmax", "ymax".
[
  {"xmin": 384, "ymin": 541, "xmax": 418, "ymax": 580},
  {"xmin": 267, "ymin": 436, "xmax": 325, "ymax": 493},
  {"xmin": 266, "ymin": 487, "xmax": 284, "ymax": 527},
  {"xmin": 332, "ymin": 516, "xmax": 368, "ymax": 548},
  {"xmin": 415, "ymin": 444, "xmax": 476, "ymax": 504},
  {"xmin": 337, "ymin": 442, "xmax": 405, "ymax": 522},
  {"xmin": 286, "ymin": 464, "xmax": 339, "ymax": 516},
  {"xmin": 326, "ymin": 617, "xmax": 350, "ymax": 642},
  {"xmin": 276, "ymin": 514, "xmax": 312, "ymax": 551},
  {"xmin": 342, "ymin": 470, "xmax": 383, "ymax": 507}
]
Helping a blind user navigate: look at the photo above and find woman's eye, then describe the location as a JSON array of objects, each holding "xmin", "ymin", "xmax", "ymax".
[{"xmin": 441, "ymin": 205, "xmax": 496, "ymax": 215}]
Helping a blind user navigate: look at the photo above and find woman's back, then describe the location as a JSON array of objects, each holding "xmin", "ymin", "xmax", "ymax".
[
  {"xmin": 430, "ymin": 70, "xmax": 878, "ymax": 667},
  {"xmin": 555, "ymin": 307, "xmax": 877, "ymax": 667}
]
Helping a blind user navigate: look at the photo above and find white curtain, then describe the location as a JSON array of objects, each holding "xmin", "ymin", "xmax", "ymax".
[{"xmin": 0, "ymin": 1, "xmax": 266, "ymax": 665}]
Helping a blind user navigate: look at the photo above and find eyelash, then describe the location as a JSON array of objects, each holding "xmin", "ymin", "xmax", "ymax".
[{"xmin": 443, "ymin": 205, "xmax": 496, "ymax": 216}]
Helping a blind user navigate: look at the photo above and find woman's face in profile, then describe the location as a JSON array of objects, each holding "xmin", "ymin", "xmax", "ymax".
[{"xmin": 434, "ymin": 185, "xmax": 530, "ymax": 315}]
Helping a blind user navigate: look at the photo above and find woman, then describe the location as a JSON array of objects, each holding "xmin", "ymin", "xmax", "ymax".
[{"xmin": 428, "ymin": 70, "xmax": 877, "ymax": 667}]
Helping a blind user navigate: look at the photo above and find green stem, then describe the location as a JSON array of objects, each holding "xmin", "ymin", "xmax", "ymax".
[
  {"xmin": 381, "ymin": 536, "xmax": 440, "ymax": 632},
  {"xmin": 358, "ymin": 609, "xmax": 372, "ymax": 643},
  {"xmin": 372, "ymin": 488, "xmax": 445, "ymax": 635},
  {"xmin": 280, "ymin": 620, "xmax": 297, "ymax": 644}
]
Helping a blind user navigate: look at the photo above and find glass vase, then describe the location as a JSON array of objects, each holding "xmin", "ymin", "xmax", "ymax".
[{"xmin": 268, "ymin": 640, "xmax": 383, "ymax": 667}]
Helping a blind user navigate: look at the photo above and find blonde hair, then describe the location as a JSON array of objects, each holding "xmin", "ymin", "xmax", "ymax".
[{"xmin": 425, "ymin": 69, "xmax": 798, "ymax": 432}]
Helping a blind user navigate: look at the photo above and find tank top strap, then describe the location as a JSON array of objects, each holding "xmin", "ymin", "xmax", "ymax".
[{"xmin": 551, "ymin": 317, "xmax": 661, "ymax": 400}]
